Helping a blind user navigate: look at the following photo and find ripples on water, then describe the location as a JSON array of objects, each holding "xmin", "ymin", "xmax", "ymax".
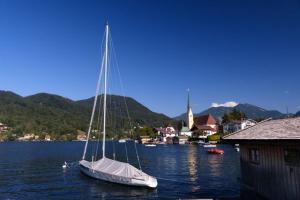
[{"xmin": 0, "ymin": 142, "xmax": 240, "ymax": 199}]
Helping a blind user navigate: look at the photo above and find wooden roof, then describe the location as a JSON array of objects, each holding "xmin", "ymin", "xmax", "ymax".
[{"xmin": 223, "ymin": 117, "xmax": 300, "ymax": 140}]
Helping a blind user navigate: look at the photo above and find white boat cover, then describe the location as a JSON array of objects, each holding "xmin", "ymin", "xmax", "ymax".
[{"xmin": 79, "ymin": 158, "xmax": 157, "ymax": 188}]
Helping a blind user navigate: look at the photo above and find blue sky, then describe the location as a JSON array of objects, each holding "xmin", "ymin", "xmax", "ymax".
[{"xmin": 0, "ymin": 0, "xmax": 300, "ymax": 117}]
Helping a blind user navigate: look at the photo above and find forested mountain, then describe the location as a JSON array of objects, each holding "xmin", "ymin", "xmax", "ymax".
[{"xmin": 0, "ymin": 91, "xmax": 171, "ymax": 136}]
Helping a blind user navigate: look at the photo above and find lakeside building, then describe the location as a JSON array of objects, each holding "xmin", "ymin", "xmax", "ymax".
[
  {"xmin": 77, "ymin": 133, "xmax": 87, "ymax": 141},
  {"xmin": 179, "ymin": 126, "xmax": 193, "ymax": 137},
  {"xmin": 18, "ymin": 133, "xmax": 35, "ymax": 141},
  {"xmin": 139, "ymin": 135, "xmax": 151, "ymax": 144},
  {"xmin": 17, "ymin": 133, "xmax": 40, "ymax": 141},
  {"xmin": 180, "ymin": 91, "xmax": 218, "ymax": 139},
  {"xmin": 178, "ymin": 135, "xmax": 189, "ymax": 144},
  {"xmin": 45, "ymin": 135, "xmax": 51, "ymax": 141},
  {"xmin": 223, "ymin": 119, "xmax": 257, "ymax": 134},
  {"xmin": 0, "ymin": 123, "xmax": 9, "ymax": 133},
  {"xmin": 223, "ymin": 117, "xmax": 300, "ymax": 200},
  {"xmin": 156, "ymin": 126, "xmax": 177, "ymax": 142},
  {"xmin": 191, "ymin": 114, "xmax": 217, "ymax": 138}
]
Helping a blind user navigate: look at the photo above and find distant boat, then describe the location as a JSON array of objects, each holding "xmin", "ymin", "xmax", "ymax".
[
  {"xmin": 179, "ymin": 141, "xmax": 186, "ymax": 145},
  {"xmin": 79, "ymin": 23, "xmax": 157, "ymax": 188},
  {"xmin": 198, "ymin": 140, "xmax": 205, "ymax": 144},
  {"xmin": 203, "ymin": 143, "xmax": 217, "ymax": 148},
  {"xmin": 207, "ymin": 148, "xmax": 224, "ymax": 154},
  {"xmin": 145, "ymin": 144, "xmax": 156, "ymax": 147}
]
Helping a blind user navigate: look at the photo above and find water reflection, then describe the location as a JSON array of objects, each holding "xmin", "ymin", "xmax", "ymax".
[
  {"xmin": 207, "ymin": 153, "xmax": 223, "ymax": 177},
  {"xmin": 187, "ymin": 145, "xmax": 198, "ymax": 183},
  {"xmin": 81, "ymin": 173, "xmax": 158, "ymax": 199}
]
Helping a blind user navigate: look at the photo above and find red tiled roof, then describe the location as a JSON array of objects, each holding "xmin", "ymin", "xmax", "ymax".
[{"xmin": 194, "ymin": 114, "xmax": 216, "ymax": 126}]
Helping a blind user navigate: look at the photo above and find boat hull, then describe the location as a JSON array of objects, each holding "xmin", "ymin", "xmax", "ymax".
[
  {"xmin": 79, "ymin": 159, "xmax": 157, "ymax": 188},
  {"xmin": 207, "ymin": 149, "xmax": 224, "ymax": 154},
  {"xmin": 203, "ymin": 144, "xmax": 216, "ymax": 148}
]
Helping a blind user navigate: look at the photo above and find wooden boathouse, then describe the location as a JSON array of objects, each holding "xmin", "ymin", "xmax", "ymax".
[{"xmin": 223, "ymin": 117, "xmax": 300, "ymax": 200}]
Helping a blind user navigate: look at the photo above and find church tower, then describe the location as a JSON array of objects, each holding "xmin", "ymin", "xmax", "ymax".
[{"xmin": 187, "ymin": 89, "xmax": 194, "ymax": 129}]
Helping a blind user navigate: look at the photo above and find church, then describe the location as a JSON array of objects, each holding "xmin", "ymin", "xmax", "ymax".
[
  {"xmin": 180, "ymin": 91, "xmax": 218, "ymax": 138},
  {"xmin": 179, "ymin": 90, "xmax": 194, "ymax": 137}
]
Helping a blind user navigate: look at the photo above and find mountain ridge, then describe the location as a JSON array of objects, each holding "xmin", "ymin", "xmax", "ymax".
[
  {"xmin": 0, "ymin": 90, "xmax": 172, "ymax": 136},
  {"xmin": 174, "ymin": 103, "xmax": 286, "ymax": 121}
]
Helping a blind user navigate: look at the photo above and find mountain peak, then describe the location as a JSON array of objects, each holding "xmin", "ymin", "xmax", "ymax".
[{"xmin": 174, "ymin": 103, "xmax": 285, "ymax": 121}]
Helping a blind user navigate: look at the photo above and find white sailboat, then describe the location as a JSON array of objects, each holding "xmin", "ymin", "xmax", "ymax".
[{"xmin": 79, "ymin": 23, "xmax": 157, "ymax": 188}]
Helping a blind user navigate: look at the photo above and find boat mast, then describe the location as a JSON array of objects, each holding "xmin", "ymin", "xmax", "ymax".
[
  {"xmin": 102, "ymin": 23, "xmax": 109, "ymax": 158},
  {"xmin": 81, "ymin": 23, "xmax": 106, "ymax": 160}
]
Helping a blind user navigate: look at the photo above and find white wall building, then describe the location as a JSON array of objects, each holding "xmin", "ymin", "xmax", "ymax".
[
  {"xmin": 156, "ymin": 126, "xmax": 177, "ymax": 142},
  {"xmin": 223, "ymin": 119, "xmax": 257, "ymax": 133},
  {"xmin": 180, "ymin": 126, "xmax": 193, "ymax": 137}
]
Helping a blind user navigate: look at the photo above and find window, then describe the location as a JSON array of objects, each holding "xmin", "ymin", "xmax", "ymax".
[
  {"xmin": 284, "ymin": 149, "xmax": 300, "ymax": 166},
  {"xmin": 249, "ymin": 148, "xmax": 260, "ymax": 164}
]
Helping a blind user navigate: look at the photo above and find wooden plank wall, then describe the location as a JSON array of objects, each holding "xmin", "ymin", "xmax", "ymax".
[{"xmin": 240, "ymin": 142, "xmax": 300, "ymax": 200}]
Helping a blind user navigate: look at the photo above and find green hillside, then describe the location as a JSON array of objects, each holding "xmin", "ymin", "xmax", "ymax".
[{"xmin": 0, "ymin": 91, "xmax": 171, "ymax": 139}]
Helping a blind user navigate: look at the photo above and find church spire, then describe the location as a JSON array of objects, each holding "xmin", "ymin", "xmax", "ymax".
[
  {"xmin": 186, "ymin": 89, "xmax": 194, "ymax": 129},
  {"xmin": 187, "ymin": 88, "xmax": 190, "ymax": 110}
]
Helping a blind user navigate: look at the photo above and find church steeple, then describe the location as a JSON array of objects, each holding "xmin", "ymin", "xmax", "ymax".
[
  {"xmin": 187, "ymin": 89, "xmax": 190, "ymax": 110},
  {"xmin": 186, "ymin": 89, "xmax": 194, "ymax": 129}
]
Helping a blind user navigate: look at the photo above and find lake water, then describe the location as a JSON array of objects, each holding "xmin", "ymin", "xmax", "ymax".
[{"xmin": 0, "ymin": 141, "xmax": 240, "ymax": 199}]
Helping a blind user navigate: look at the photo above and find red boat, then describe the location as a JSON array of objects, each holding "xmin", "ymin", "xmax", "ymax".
[{"xmin": 207, "ymin": 148, "xmax": 224, "ymax": 154}]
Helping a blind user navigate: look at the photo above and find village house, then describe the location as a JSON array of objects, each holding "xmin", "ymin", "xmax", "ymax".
[
  {"xmin": 223, "ymin": 119, "xmax": 257, "ymax": 134},
  {"xmin": 18, "ymin": 133, "xmax": 35, "ymax": 141},
  {"xmin": 191, "ymin": 114, "xmax": 218, "ymax": 138},
  {"xmin": 178, "ymin": 135, "xmax": 189, "ymax": 144},
  {"xmin": 45, "ymin": 135, "xmax": 51, "ymax": 141},
  {"xmin": 223, "ymin": 117, "xmax": 300, "ymax": 200},
  {"xmin": 155, "ymin": 126, "xmax": 177, "ymax": 142},
  {"xmin": 179, "ymin": 126, "xmax": 193, "ymax": 137},
  {"xmin": 139, "ymin": 135, "xmax": 151, "ymax": 144},
  {"xmin": 77, "ymin": 133, "xmax": 87, "ymax": 141},
  {"xmin": 0, "ymin": 123, "xmax": 9, "ymax": 133}
]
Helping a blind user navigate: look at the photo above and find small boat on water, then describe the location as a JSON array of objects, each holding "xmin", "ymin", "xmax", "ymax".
[
  {"xmin": 198, "ymin": 140, "xmax": 205, "ymax": 144},
  {"xmin": 145, "ymin": 144, "xmax": 156, "ymax": 147},
  {"xmin": 207, "ymin": 148, "xmax": 224, "ymax": 154},
  {"xmin": 203, "ymin": 143, "xmax": 217, "ymax": 148}
]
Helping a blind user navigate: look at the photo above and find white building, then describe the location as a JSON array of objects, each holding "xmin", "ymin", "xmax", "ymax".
[
  {"xmin": 178, "ymin": 135, "xmax": 189, "ymax": 144},
  {"xmin": 18, "ymin": 133, "xmax": 35, "ymax": 141},
  {"xmin": 223, "ymin": 119, "xmax": 257, "ymax": 133},
  {"xmin": 180, "ymin": 126, "xmax": 193, "ymax": 137},
  {"xmin": 156, "ymin": 126, "xmax": 177, "ymax": 142},
  {"xmin": 0, "ymin": 123, "xmax": 9, "ymax": 133}
]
